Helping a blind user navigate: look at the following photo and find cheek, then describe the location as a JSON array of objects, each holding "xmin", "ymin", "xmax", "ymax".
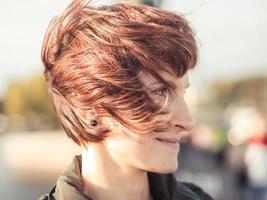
[
  {"xmin": 103, "ymin": 134, "xmax": 154, "ymax": 164},
  {"xmin": 103, "ymin": 133, "xmax": 145, "ymax": 162},
  {"xmin": 103, "ymin": 132, "xmax": 179, "ymax": 173}
]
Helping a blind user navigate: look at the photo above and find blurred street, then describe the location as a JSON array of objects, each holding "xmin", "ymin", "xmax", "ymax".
[{"xmin": 0, "ymin": 131, "xmax": 80, "ymax": 200}]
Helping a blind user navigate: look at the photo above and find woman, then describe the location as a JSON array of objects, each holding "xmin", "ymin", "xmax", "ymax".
[{"xmin": 39, "ymin": 0, "xmax": 213, "ymax": 199}]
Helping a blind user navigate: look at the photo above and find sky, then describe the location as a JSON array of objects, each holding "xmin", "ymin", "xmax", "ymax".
[
  {"xmin": 0, "ymin": 0, "xmax": 266, "ymax": 97},
  {"xmin": 161, "ymin": 0, "xmax": 267, "ymax": 84}
]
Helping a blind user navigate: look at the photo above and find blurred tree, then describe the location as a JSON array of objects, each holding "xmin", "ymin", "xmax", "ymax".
[
  {"xmin": 197, "ymin": 76, "xmax": 267, "ymax": 126},
  {"xmin": 3, "ymin": 75, "xmax": 60, "ymax": 132},
  {"xmin": 4, "ymin": 81, "xmax": 28, "ymax": 116},
  {"xmin": 209, "ymin": 76, "xmax": 267, "ymax": 114},
  {"xmin": 0, "ymin": 99, "xmax": 3, "ymax": 113}
]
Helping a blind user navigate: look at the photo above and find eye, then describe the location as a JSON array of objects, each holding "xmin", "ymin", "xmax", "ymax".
[{"xmin": 153, "ymin": 87, "xmax": 168, "ymax": 96}]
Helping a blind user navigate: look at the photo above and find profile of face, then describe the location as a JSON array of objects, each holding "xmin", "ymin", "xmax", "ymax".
[{"xmin": 97, "ymin": 71, "xmax": 194, "ymax": 174}]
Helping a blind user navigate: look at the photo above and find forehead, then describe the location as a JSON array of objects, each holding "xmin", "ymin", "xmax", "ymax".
[{"xmin": 139, "ymin": 70, "xmax": 189, "ymax": 87}]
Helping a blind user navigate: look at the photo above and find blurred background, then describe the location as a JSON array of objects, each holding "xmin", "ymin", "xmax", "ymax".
[{"xmin": 0, "ymin": 0, "xmax": 266, "ymax": 199}]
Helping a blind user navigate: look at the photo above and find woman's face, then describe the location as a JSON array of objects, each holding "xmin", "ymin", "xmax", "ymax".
[{"xmin": 101, "ymin": 71, "xmax": 194, "ymax": 173}]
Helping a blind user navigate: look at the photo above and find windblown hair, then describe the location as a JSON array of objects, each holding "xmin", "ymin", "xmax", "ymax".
[{"xmin": 41, "ymin": 0, "xmax": 198, "ymax": 146}]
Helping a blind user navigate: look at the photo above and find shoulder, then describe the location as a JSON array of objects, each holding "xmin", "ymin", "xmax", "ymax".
[{"xmin": 177, "ymin": 181, "xmax": 213, "ymax": 200}]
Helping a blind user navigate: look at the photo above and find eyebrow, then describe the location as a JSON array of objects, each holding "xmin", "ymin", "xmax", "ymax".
[
  {"xmin": 149, "ymin": 81, "xmax": 176, "ymax": 88},
  {"xmin": 149, "ymin": 81, "xmax": 190, "ymax": 89}
]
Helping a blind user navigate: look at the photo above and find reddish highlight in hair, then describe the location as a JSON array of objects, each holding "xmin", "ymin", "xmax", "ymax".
[{"xmin": 41, "ymin": 0, "xmax": 198, "ymax": 146}]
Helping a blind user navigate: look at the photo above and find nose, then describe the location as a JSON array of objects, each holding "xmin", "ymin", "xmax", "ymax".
[
  {"xmin": 169, "ymin": 97, "xmax": 195, "ymax": 133},
  {"xmin": 174, "ymin": 119, "xmax": 195, "ymax": 132}
]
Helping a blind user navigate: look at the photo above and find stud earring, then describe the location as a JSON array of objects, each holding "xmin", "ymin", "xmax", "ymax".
[{"xmin": 90, "ymin": 119, "xmax": 98, "ymax": 127}]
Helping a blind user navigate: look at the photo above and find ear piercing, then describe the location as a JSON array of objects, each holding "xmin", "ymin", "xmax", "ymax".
[
  {"xmin": 90, "ymin": 119, "xmax": 98, "ymax": 127},
  {"xmin": 89, "ymin": 109, "xmax": 98, "ymax": 127}
]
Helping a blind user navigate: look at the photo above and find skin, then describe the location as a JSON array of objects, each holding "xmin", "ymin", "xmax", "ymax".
[{"xmin": 81, "ymin": 70, "xmax": 194, "ymax": 200}]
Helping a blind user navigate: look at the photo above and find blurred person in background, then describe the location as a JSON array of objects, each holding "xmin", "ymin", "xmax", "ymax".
[
  {"xmin": 244, "ymin": 110, "xmax": 267, "ymax": 200},
  {"xmin": 224, "ymin": 108, "xmax": 267, "ymax": 200},
  {"xmin": 39, "ymin": 0, "xmax": 213, "ymax": 199}
]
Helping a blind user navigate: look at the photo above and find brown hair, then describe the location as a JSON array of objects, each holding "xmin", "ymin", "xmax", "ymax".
[{"xmin": 41, "ymin": 0, "xmax": 198, "ymax": 146}]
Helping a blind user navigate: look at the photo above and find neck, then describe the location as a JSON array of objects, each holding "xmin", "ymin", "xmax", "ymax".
[{"xmin": 81, "ymin": 144, "xmax": 153, "ymax": 200}]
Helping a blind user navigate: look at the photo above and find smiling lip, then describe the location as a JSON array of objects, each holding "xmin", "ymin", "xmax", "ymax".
[
  {"xmin": 156, "ymin": 137, "xmax": 180, "ymax": 143},
  {"xmin": 155, "ymin": 137, "xmax": 180, "ymax": 150}
]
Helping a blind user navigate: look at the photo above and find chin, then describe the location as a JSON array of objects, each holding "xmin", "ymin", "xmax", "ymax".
[
  {"xmin": 162, "ymin": 163, "xmax": 179, "ymax": 174},
  {"xmin": 150, "ymin": 161, "xmax": 179, "ymax": 174}
]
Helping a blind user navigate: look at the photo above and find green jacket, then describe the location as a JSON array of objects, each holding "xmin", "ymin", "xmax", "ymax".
[{"xmin": 39, "ymin": 155, "xmax": 213, "ymax": 200}]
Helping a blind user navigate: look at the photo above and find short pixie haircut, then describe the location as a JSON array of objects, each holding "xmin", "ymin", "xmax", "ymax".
[{"xmin": 41, "ymin": 0, "xmax": 198, "ymax": 146}]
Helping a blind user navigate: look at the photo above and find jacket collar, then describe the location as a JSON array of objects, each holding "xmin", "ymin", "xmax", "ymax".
[
  {"xmin": 53, "ymin": 155, "xmax": 89, "ymax": 200},
  {"xmin": 50, "ymin": 155, "xmax": 204, "ymax": 200}
]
